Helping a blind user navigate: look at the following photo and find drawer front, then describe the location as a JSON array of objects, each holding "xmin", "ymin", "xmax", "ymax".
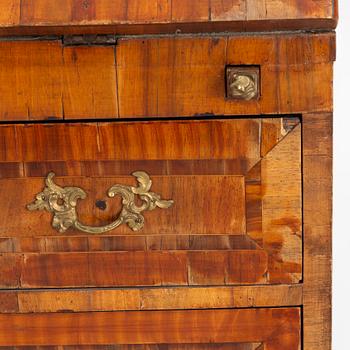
[
  {"xmin": 0, "ymin": 117, "xmax": 302, "ymax": 288},
  {"xmin": 0, "ymin": 308, "xmax": 301, "ymax": 348},
  {"xmin": 0, "ymin": 34, "xmax": 334, "ymax": 121}
]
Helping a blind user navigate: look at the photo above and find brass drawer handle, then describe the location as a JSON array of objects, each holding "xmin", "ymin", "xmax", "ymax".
[{"xmin": 27, "ymin": 172, "xmax": 174, "ymax": 234}]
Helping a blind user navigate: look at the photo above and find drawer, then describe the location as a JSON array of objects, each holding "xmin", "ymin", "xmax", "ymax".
[
  {"xmin": 0, "ymin": 307, "xmax": 301, "ymax": 348},
  {"xmin": 0, "ymin": 117, "xmax": 302, "ymax": 289},
  {"xmin": 0, "ymin": 34, "xmax": 334, "ymax": 121}
]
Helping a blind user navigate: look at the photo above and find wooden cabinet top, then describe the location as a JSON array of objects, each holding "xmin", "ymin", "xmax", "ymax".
[{"xmin": 0, "ymin": 0, "xmax": 338, "ymax": 36}]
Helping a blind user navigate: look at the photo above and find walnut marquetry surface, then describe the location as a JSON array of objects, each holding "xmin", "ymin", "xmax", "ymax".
[{"xmin": 0, "ymin": 3, "xmax": 335, "ymax": 348}]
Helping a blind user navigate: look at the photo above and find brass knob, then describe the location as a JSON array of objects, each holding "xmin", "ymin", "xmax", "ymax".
[{"xmin": 226, "ymin": 66, "xmax": 259, "ymax": 101}]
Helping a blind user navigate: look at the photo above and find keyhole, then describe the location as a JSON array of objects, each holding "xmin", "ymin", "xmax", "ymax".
[{"xmin": 95, "ymin": 200, "xmax": 107, "ymax": 211}]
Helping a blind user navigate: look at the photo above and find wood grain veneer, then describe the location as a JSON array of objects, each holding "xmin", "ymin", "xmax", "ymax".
[
  {"xmin": 0, "ymin": 33, "xmax": 335, "ymax": 121},
  {"xmin": 0, "ymin": 1, "xmax": 336, "ymax": 348},
  {"xmin": 0, "ymin": 308, "xmax": 300, "ymax": 348},
  {"xmin": 0, "ymin": 0, "xmax": 337, "ymax": 35}
]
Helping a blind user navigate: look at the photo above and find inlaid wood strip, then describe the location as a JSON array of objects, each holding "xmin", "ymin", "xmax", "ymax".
[
  {"xmin": 260, "ymin": 117, "xmax": 300, "ymax": 157},
  {"xmin": 260, "ymin": 125, "xmax": 302, "ymax": 283},
  {"xmin": 0, "ymin": 308, "xmax": 301, "ymax": 347},
  {"xmin": 0, "ymin": 343, "xmax": 263, "ymax": 350},
  {"xmin": 245, "ymin": 163, "xmax": 262, "ymax": 246},
  {"xmin": 245, "ymin": 126, "xmax": 302, "ymax": 284},
  {"xmin": 0, "ymin": 344, "xmax": 263, "ymax": 350},
  {"xmin": 0, "ymin": 284, "xmax": 303, "ymax": 313},
  {"xmin": 0, "ymin": 120, "xmax": 261, "ymax": 165},
  {"xmin": 0, "ymin": 162, "xmax": 23, "ymax": 178},
  {"xmin": 97, "ymin": 120, "xmax": 260, "ymax": 163},
  {"xmin": 0, "ymin": 0, "xmax": 334, "ymax": 35},
  {"xmin": 303, "ymin": 113, "xmax": 332, "ymax": 350},
  {"xmin": 1, "ymin": 158, "xmax": 263, "ymax": 179},
  {"xmin": 1, "ymin": 250, "xmax": 268, "ymax": 288},
  {"xmin": 0, "ymin": 235, "xmax": 259, "ymax": 253}
]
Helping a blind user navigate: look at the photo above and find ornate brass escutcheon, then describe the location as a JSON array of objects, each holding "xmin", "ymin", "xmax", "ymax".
[{"xmin": 27, "ymin": 171, "xmax": 174, "ymax": 234}]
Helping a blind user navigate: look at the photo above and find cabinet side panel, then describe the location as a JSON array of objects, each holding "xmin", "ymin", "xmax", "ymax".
[{"xmin": 303, "ymin": 113, "xmax": 332, "ymax": 350}]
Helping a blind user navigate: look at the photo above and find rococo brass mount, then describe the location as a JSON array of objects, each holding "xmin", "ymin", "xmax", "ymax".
[{"xmin": 27, "ymin": 171, "xmax": 174, "ymax": 234}]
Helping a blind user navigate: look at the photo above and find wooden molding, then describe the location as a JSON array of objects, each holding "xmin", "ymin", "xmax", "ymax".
[{"xmin": 0, "ymin": 0, "xmax": 338, "ymax": 35}]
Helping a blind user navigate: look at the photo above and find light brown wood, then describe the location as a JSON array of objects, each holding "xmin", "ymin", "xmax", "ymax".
[
  {"xmin": 0, "ymin": 41, "xmax": 63, "ymax": 120},
  {"xmin": 245, "ymin": 125, "xmax": 302, "ymax": 283},
  {"xmin": 246, "ymin": 0, "xmax": 334, "ymax": 20},
  {"xmin": 117, "ymin": 34, "xmax": 334, "ymax": 118},
  {"xmin": 0, "ymin": 117, "xmax": 302, "ymax": 287},
  {"xmin": 0, "ymin": 3, "xmax": 336, "ymax": 346},
  {"xmin": 0, "ymin": 125, "xmax": 18, "ymax": 161},
  {"xmin": 211, "ymin": 0, "xmax": 246, "ymax": 21},
  {"xmin": 0, "ymin": 117, "xmax": 302, "ymax": 289},
  {"xmin": 0, "ymin": 120, "xmax": 260, "ymax": 165},
  {"xmin": 0, "ymin": 33, "xmax": 335, "ymax": 121},
  {"xmin": 0, "ymin": 235, "xmax": 259, "ymax": 253},
  {"xmin": 260, "ymin": 117, "xmax": 299, "ymax": 157},
  {"xmin": 0, "ymin": 345, "xmax": 263, "ymax": 350},
  {"xmin": 0, "ymin": 0, "xmax": 20, "ymax": 26},
  {"xmin": 0, "ymin": 0, "xmax": 336, "ymax": 35},
  {"xmin": 0, "ymin": 41, "xmax": 117, "ymax": 120},
  {"xmin": 0, "ymin": 175, "xmax": 246, "ymax": 236},
  {"xmin": 19, "ymin": 159, "xmax": 253, "ymax": 178},
  {"xmin": 0, "ymin": 308, "xmax": 301, "ymax": 348},
  {"xmin": 0, "ymin": 285, "xmax": 302, "ymax": 313},
  {"xmin": 62, "ymin": 46, "xmax": 118, "ymax": 119},
  {"xmin": 2, "ymin": 250, "xmax": 268, "ymax": 288},
  {"xmin": 261, "ymin": 125, "xmax": 302, "ymax": 283},
  {"xmin": 303, "ymin": 113, "xmax": 332, "ymax": 350}
]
